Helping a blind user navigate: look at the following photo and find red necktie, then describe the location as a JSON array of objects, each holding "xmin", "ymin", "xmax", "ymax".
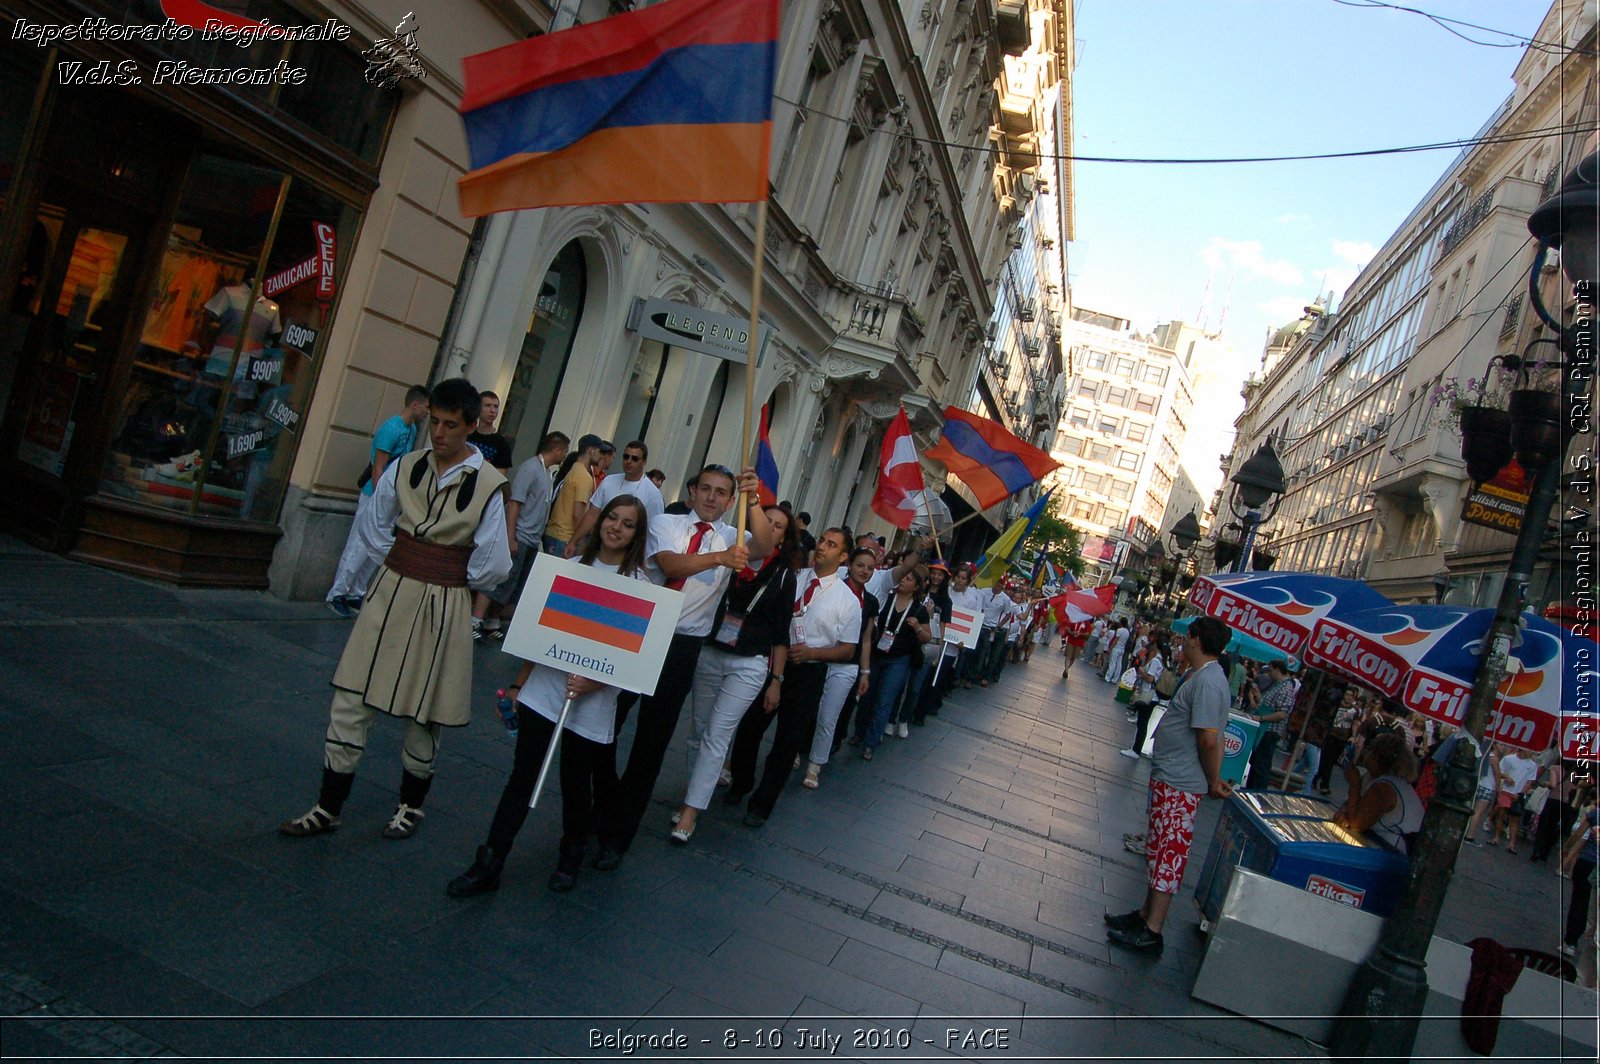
[
  {"xmin": 667, "ymin": 521, "xmax": 713, "ymax": 591},
  {"xmin": 794, "ymin": 576, "xmax": 820, "ymax": 615}
]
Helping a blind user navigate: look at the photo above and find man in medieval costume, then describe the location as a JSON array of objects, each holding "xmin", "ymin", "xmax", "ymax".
[{"xmin": 281, "ymin": 377, "xmax": 512, "ymax": 840}]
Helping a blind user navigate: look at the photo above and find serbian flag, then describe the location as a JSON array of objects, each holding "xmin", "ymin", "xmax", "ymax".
[
  {"xmin": 457, "ymin": 0, "xmax": 779, "ymax": 216},
  {"xmin": 871, "ymin": 409, "xmax": 926, "ymax": 530},
  {"xmin": 755, "ymin": 401, "xmax": 780, "ymax": 507},
  {"xmin": 926, "ymin": 406, "xmax": 1061, "ymax": 510}
]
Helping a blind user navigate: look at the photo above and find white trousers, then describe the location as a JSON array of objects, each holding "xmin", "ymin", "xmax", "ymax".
[
  {"xmin": 683, "ymin": 648, "xmax": 769, "ymax": 809},
  {"xmin": 327, "ymin": 492, "xmax": 380, "ymax": 602},
  {"xmin": 1104, "ymin": 648, "xmax": 1126, "ymax": 683},
  {"xmin": 809, "ymin": 666, "xmax": 858, "ymax": 767}
]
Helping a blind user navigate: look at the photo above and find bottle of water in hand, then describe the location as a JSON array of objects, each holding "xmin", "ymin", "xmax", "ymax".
[{"xmin": 496, "ymin": 689, "xmax": 518, "ymax": 736}]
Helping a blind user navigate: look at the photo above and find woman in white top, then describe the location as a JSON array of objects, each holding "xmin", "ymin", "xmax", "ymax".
[
  {"xmin": 1334, "ymin": 731, "xmax": 1424, "ymax": 854},
  {"xmin": 1119, "ymin": 643, "xmax": 1167, "ymax": 760},
  {"xmin": 448, "ymin": 494, "xmax": 651, "ymax": 898}
]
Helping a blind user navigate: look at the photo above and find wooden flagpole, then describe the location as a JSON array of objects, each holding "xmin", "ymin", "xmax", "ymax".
[{"xmin": 737, "ymin": 199, "xmax": 770, "ymax": 540}]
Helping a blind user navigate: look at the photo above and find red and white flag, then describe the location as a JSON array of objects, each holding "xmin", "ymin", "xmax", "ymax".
[{"xmin": 871, "ymin": 409, "xmax": 925, "ymax": 530}]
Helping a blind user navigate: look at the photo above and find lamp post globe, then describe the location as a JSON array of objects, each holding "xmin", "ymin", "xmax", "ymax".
[
  {"xmin": 1170, "ymin": 511, "xmax": 1202, "ymax": 553},
  {"xmin": 1227, "ymin": 443, "xmax": 1286, "ymax": 571},
  {"xmin": 1527, "ymin": 148, "xmax": 1600, "ymax": 291},
  {"xmin": 1331, "ymin": 150, "xmax": 1598, "ymax": 1060}
]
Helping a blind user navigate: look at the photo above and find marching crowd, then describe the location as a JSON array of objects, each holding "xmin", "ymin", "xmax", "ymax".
[
  {"xmin": 278, "ymin": 382, "xmax": 1597, "ymax": 976},
  {"xmin": 283, "ymin": 382, "xmax": 1077, "ymax": 896}
]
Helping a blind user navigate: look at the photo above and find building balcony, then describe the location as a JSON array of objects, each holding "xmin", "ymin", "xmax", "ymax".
[{"xmin": 817, "ymin": 282, "xmax": 930, "ymax": 397}]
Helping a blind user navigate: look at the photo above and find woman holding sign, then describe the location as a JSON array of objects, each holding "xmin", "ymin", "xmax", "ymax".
[{"xmin": 447, "ymin": 494, "xmax": 650, "ymax": 897}]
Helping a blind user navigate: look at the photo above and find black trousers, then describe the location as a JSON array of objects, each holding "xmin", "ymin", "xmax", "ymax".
[
  {"xmin": 1249, "ymin": 732, "xmax": 1280, "ymax": 790},
  {"xmin": 1131, "ymin": 700, "xmax": 1157, "ymax": 753},
  {"xmin": 1532, "ymin": 798, "xmax": 1578, "ymax": 862},
  {"xmin": 597, "ymin": 632, "xmax": 702, "ymax": 851},
  {"xmin": 729, "ymin": 662, "xmax": 826, "ymax": 817},
  {"xmin": 485, "ymin": 707, "xmax": 615, "ymax": 856},
  {"xmin": 1566, "ymin": 858, "xmax": 1595, "ymax": 947}
]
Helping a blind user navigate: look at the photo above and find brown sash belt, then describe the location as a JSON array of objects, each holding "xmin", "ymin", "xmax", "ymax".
[{"xmin": 384, "ymin": 530, "xmax": 472, "ymax": 588}]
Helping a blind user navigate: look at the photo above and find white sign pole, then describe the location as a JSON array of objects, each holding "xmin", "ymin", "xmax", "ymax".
[{"xmin": 529, "ymin": 695, "xmax": 575, "ymax": 810}]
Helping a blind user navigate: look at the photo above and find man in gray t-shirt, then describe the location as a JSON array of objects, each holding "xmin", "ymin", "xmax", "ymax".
[
  {"xmin": 1106, "ymin": 615, "xmax": 1233, "ymax": 955},
  {"xmin": 472, "ymin": 431, "xmax": 569, "ymax": 637}
]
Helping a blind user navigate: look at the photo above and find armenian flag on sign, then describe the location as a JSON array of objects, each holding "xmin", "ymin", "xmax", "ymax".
[
  {"xmin": 540, "ymin": 574, "xmax": 656, "ymax": 653},
  {"xmin": 457, "ymin": 0, "xmax": 779, "ymax": 216},
  {"xmin": 925, "ymin": 407, "xmax": 1061, "ymax": 511},
  {"xmin": 755, "ymin": 401, "xmax": 780, "ymax": 507}
]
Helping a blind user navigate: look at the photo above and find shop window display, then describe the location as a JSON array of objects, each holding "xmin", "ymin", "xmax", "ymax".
[{"xmin": 100, "ymin": 152, "xmax": 351, "ymax": 523}]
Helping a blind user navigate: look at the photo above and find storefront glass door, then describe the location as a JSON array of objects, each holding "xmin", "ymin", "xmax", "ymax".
[{"xmin": 4, "ymin": 196, "xmax": 142, "ymax": 490}]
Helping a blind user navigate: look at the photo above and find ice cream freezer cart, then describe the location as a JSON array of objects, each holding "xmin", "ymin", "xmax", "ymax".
[
  {"xmin": 1193, "ymin": 791, "xmax": 1409, "ymax": 932},
  {"xmin": 1219, "ymin": 713, "xmax": 1262, "ymax": 789}
]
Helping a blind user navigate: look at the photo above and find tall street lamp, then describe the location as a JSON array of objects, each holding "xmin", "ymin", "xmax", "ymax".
[
  {"xmin": 1330, "ymin": 149, "xmax": 1598, "ymax": 1059},
  {"xmin": 1165, "ymin": 511, "xmax": 1202, "ymax": 611},
  {"xmin": 1226, "ymin": 442, "xmax": 1287, "ymax": 572}
]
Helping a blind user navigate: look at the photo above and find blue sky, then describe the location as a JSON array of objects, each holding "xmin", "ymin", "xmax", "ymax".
[{"xmin": 1066, "ymin": 0, "xmax": 1554, "ymax": 498}]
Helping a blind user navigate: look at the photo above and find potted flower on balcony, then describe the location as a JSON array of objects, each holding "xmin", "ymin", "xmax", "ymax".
[{"xmin": 1430, "ymin": 374, "xmax": 1512, "ymax": 483}]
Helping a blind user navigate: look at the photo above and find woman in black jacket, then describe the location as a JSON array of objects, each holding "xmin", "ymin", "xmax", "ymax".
[{"xmin": 668, "ymin": 505, "xmax": 798, "ymax": 843}]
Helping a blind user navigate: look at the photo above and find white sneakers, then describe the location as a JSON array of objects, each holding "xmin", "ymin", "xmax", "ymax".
[
  {"xmin": 148, "ymin": 450, "xmax": 203, "ymax": 480},
  {"xmin": 897, "ymin": 722, "xmax": 910, "ymax": 739},
  {"xmin": 1119, "ymin": 748, "xmax": 1141, "ymax": 759}
]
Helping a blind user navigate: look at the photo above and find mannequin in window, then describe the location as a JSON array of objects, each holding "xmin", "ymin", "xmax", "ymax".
[{"xmin": 183, "ymin": 279, "xmax": 281, "ymax": 456}]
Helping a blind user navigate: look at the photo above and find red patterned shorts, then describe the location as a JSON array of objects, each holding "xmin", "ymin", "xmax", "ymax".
[{"xmin": 1146, "ymin": 777, "xmax": 1202, "ymax": 895}]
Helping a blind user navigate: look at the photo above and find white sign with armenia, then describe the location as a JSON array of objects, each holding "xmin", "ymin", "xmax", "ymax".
[{"xmin": 501, "ymin": 555, "xmax": 683, "ymax": 696}]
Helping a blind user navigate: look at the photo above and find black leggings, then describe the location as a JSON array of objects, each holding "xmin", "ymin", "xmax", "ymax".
[
  {"xmin": 485, "ymin": 706, "xmax": 615, "ymax": 856},
  {"xmin": 1565, "ymin": 858, "xmax": 1595, "ymax": 947},
  {"xmin": 1532, "ymin": 799, "xmax": 1577, "ymax": 862},
  {"xmin": 1131, "ymin": 700, "xmax": 1157, "ymax": 753}
]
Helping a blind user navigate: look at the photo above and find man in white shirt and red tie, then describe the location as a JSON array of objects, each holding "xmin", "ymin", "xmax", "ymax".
[
  {"xmin": 592, "ymin": 463, "xmax": 775, "ymax": 869},
  {"xmin": 727, "ymin": 526, "xmax": 861, "ymax": 827}
]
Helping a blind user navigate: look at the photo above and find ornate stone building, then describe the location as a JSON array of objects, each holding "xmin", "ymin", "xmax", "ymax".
[{"xmin": 1215, "ymin": 0, "xmax": 1596, "ymax": 604}]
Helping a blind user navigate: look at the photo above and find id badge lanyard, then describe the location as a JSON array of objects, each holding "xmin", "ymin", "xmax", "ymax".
[
  {"xmin": 877, "ymin": 599, "xmax": 913, "ymax": 653},
  {"xmin": 791, "ymin": 571, "xmax": 828, "ymax": 645},
  {"xmin": 716, "ymin": 568, "xmax": 774, "ymax": 649}
]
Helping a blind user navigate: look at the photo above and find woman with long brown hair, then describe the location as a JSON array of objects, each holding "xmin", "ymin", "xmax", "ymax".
[{"xmin": 448, "ymin": 494, "xmax": 650, "ymax": 896}]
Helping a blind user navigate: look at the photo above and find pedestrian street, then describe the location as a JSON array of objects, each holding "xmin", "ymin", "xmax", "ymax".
[{"xmin": 0, "ymin": 536, "xmax": 1573, "ymax": 1061}]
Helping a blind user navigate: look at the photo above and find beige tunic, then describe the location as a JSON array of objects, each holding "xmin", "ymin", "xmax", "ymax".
[{"xmin": 332, "ymin": 450, "xmax": 507, "ymax": 726}]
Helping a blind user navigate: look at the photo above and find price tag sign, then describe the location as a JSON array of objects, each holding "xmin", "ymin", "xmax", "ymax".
[
  {"xmin": 244, "ymin": 355, "xmax": 283, "ymax": 385},
  {"xmin": 264, "ymin": 397, "xmax": 301, "ymax": 433}
]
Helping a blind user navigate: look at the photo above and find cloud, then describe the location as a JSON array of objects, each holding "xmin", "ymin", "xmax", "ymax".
[
  {"xmin": 1275, "ymin": 212, "xmax": 1313, "ymax": 224},
  {"xmin": 1331, "ymin": 239, "xmax": 1377, "ymax": 266},
  {"xmin": 1201, "ymin": 238, "xmax": 1303, "ymax": 287},
  {"xmin": 1258, "ymin": 295, "xmax": 1316, "ymax": 329}
]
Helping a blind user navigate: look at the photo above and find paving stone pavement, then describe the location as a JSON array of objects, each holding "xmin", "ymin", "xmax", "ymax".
[{"xmin": 0, "ymin": 536, "xmax": 1581, "ymax": 1061}]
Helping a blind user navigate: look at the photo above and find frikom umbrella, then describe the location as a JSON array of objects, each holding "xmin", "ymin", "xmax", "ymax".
[
  {"xmin": 1305, "ymin": 604, "xmax": 1597, "ymax": 756},
  {"xmin": 1186, "ymin": 571, "xmax": 1393, "ymax": 659}
]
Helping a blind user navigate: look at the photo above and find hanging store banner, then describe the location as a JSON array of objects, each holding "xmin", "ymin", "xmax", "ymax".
[
  {"xmin": 628, "ymin": 297, "xmax": 771, "ymax": 362},
  {"xmin": 1460, "ymin": 460, "xmax": 1530, "ymax": 535},
  {"xmin": 263, "ymin": 222, "xmax": 337, "ymax": 302}
]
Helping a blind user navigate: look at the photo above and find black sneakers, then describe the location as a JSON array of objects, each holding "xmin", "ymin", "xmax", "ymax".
[
  {"xmin": 1102, "ymin": 909, "xmax": 1144, "ymax": 931},
  {"xmin": 1107, "ymin": 922, "xmax": 1164, "ymax": 954}
]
